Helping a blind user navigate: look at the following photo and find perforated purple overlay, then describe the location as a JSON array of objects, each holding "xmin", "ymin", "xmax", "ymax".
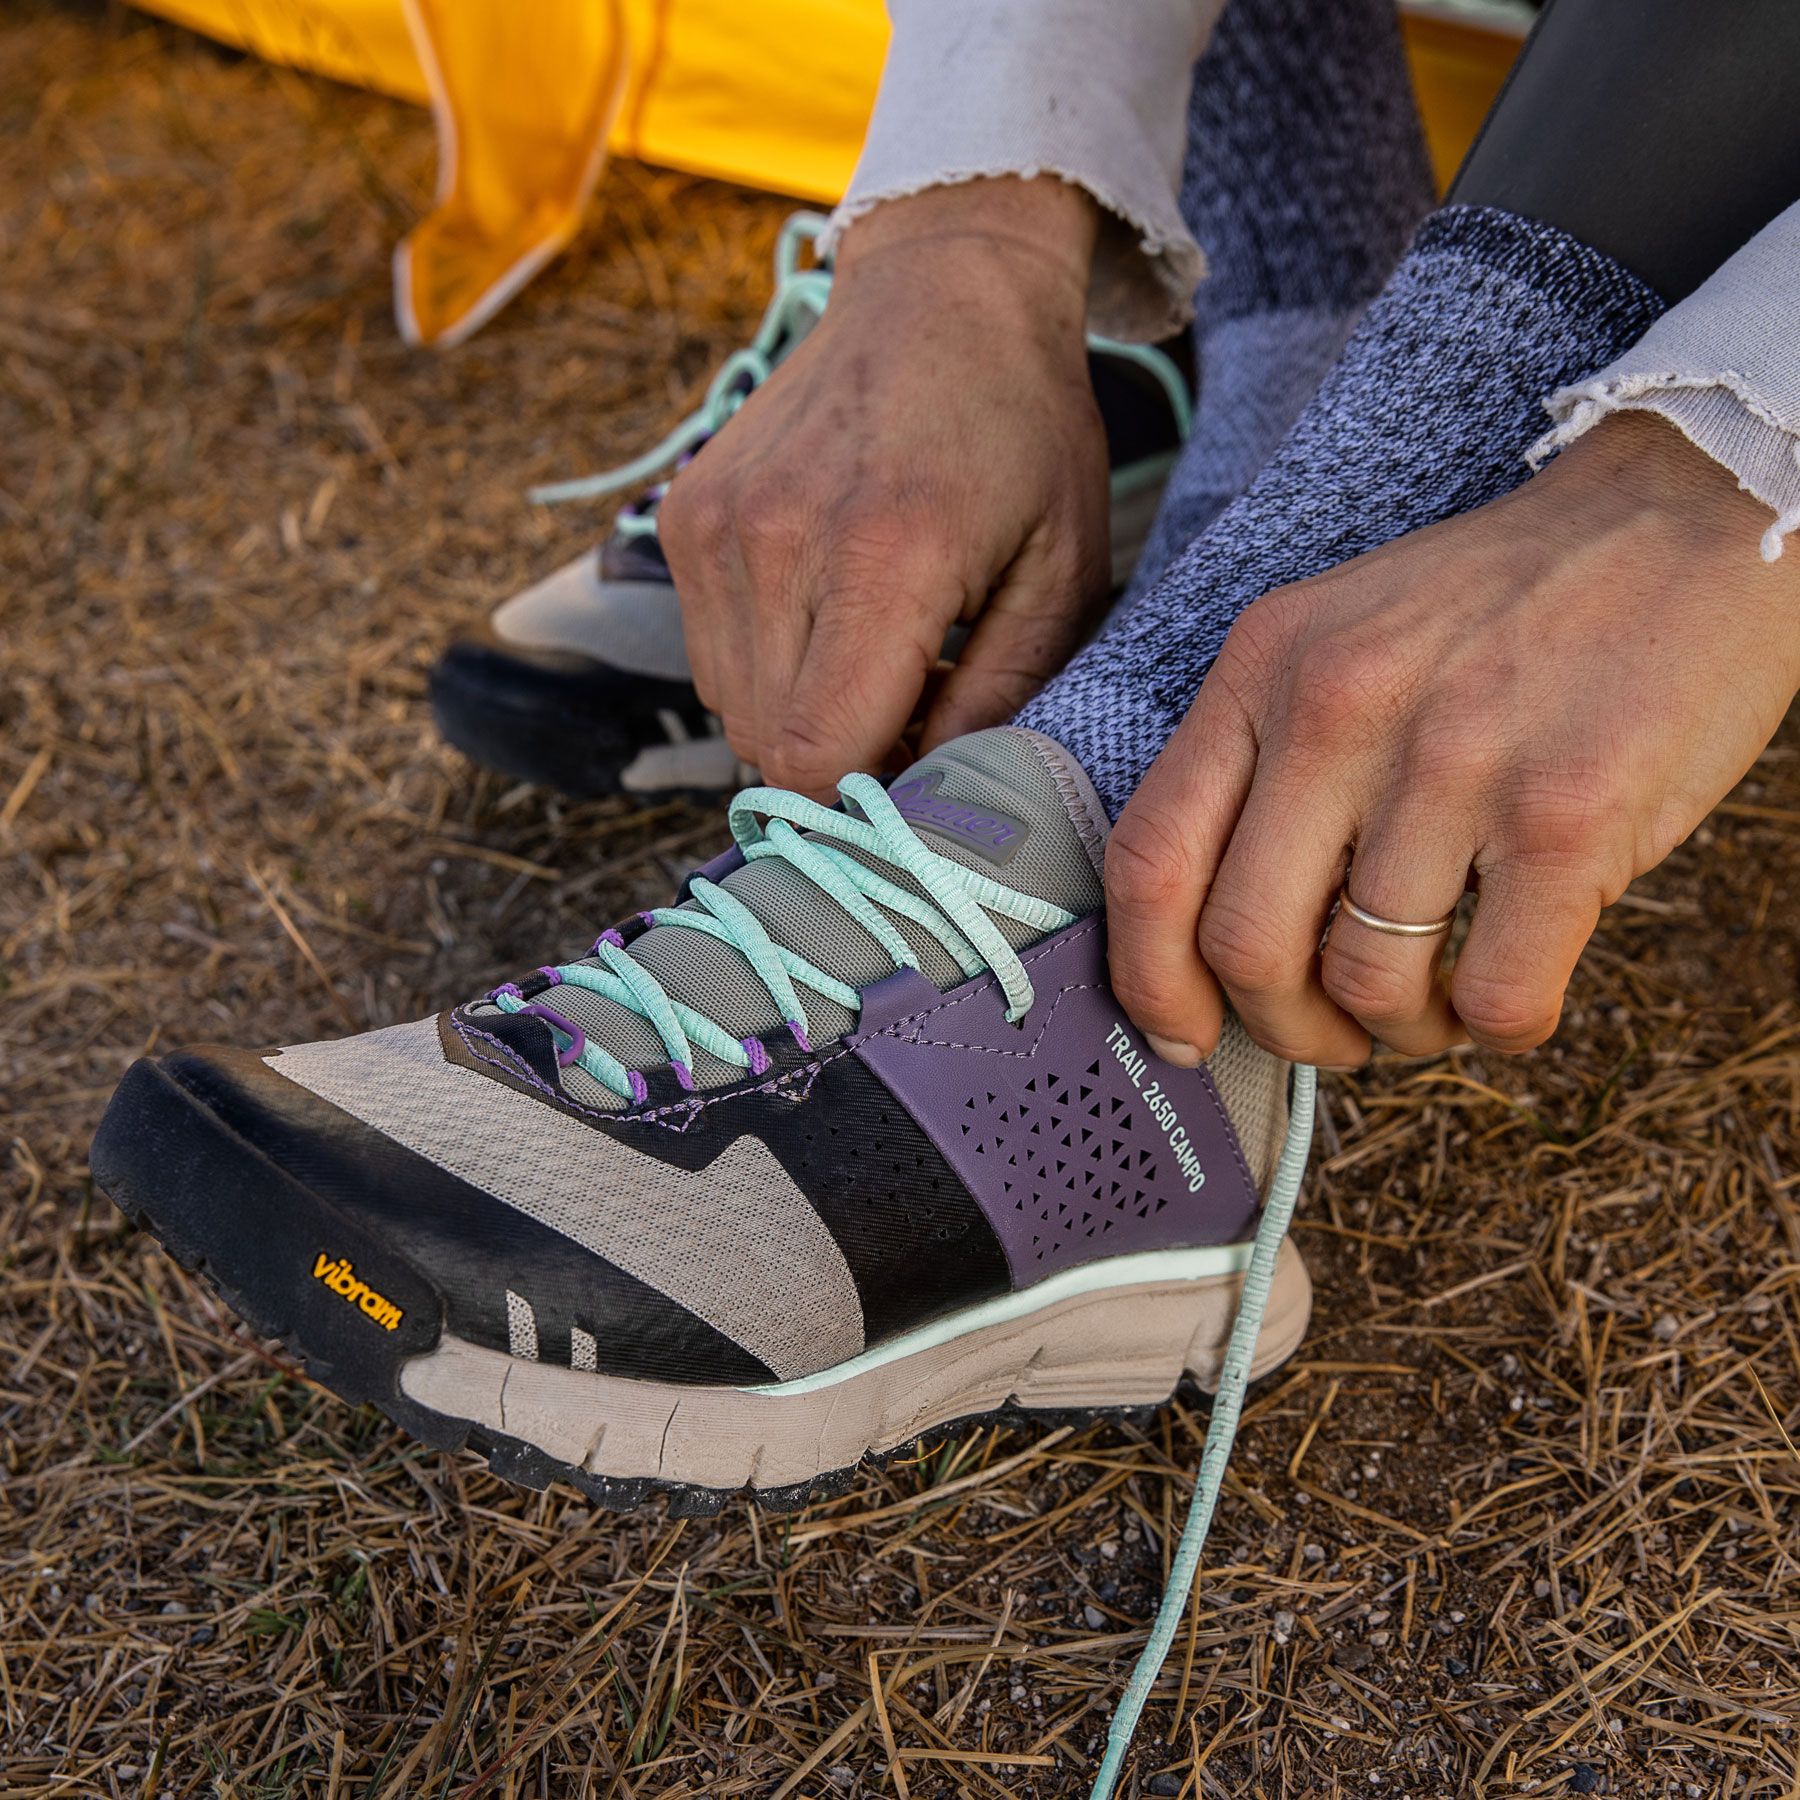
[{"xmin": 853, "ymin": 920, "xmax": 1260, "ymax": 1287}]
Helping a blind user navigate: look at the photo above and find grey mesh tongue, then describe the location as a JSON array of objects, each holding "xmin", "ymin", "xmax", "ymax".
[{"xmin": 528, "ymin": 728, "xmax": 1108, "ymax": 1107}]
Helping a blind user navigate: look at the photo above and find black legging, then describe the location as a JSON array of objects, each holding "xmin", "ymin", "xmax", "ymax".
[{"xmin": 1450, "ymin": 0, "xmax": 1800, "ymax": 304}]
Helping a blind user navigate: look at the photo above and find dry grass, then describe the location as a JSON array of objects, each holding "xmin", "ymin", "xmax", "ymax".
[{"xmin": 4, "ymin": 4, "xmax": 1800, "ymax": 1795}]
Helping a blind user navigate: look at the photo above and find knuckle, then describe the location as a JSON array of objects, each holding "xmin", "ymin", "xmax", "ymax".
[
  {"xmin": 1196, "ymin": 895, "xmax": 1292, "ymax": 994},
  {"xmin": 1110, "ymin": 969, "xmax": 1185, "ymax": 1038},
  {"xmin": 1212, "ymin": 592, "xmax": 1297, "ymax": 695},
  {"xmin": 717, "ymin": 714, "xmax": 760, "ymax": 765},
  {"xmin": 819, "ymin": 494, "xmax": 922, "ymax": 571},
  {"xmin": 1321, "ymin": 937, "xmax": 1417, "ymax": 1024},
  {"xmin": 1105, "ymin": 806, "xmax": 1195, "ymax": 918},
  {"xmin": 761, "ymin": 717, "xmax": 850, "ymax": 792},
  {"xmin": 733, "ymin": 478, "xmax": 814, "ymax": 565},
  {"xmin": 1286, "ymin": 635, "xmax": 1395, "ymax": 741},
  {"xmin": 658, "ymin": 471, "xmax": 730, "ymax": 556},
  {"xmin": 1452, "ymin": 966, "xmax": 1559, "ymax": 1052},
  {"xmin": 1502, "ymin": 763, "xmax": 1616, "ymax": 864}
]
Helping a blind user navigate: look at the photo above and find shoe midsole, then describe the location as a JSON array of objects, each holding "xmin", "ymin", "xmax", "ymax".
[{"xmin": 398, "ymin": 1238, "xmax": 1311, "ymax": 1492}]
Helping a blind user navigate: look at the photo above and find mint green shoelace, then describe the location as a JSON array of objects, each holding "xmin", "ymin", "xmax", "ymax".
[
  {"xmin": 1088, "ymin": 1061, "xmax": 1316, "ymax": 1800},
  {"xmin": 493, "ymin": 771, "xmax": 1075, "ymax": 1101},
  {"xmin": 526, "ymin": 211, "xmax": 832, "ymax": 513},
  {"xmin": 523, "ymin": 213, "xmax": 1195, "ymax": 522}
]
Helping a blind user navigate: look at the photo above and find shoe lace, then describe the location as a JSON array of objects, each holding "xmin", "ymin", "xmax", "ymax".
[
  {"xmin": 526, "ymin": 211, "xmax": 833, "ymax": 516},
  {"xmin": 523, "ymin": 214, "xmax": 1195, "ymax": 528},
  {"xmin": 490, "ymin": 770, "xmax": 1075, "ymax": 1105},
  {"xmin": 1087, "ymin": 1061, "xmax": 1315, "ymax": 1800}
]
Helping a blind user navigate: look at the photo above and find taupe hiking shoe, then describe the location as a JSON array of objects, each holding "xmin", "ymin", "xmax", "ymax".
[
  {"xmin": 93, "ymin": 726, "xmax": 1312, "ymax": 1515},
  {"xmin": 428, "ymin": 212, "xmax": 1195, "ymax": 798}
]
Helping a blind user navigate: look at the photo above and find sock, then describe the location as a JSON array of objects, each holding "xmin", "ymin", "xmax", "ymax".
[
  {"xmin": 1125, "ymin": 0, "xmax": 1435, "ymax": 600},
  {"xmin": 1021, "ymin": 206, "xmax": 1666, "ymax": 817}
]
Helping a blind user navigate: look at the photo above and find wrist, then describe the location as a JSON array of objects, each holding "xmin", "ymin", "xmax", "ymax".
[
  {"xmin": 834, "ymin": 177, "xmax": 1098, "ymax": 322},
  {"xmin": 1554, "ymin": 411, "xmax": 1785, "ymax": 549}
]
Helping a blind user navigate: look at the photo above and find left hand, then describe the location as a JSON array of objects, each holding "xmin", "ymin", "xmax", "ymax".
[{"xmin": 1104, "ymin": 413, "xmax": 1800, "ymax": 1070}]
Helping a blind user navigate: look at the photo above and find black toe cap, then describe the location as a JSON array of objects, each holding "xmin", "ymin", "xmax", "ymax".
[{"xmin": 94, "ymin": 1047, "xmax": 774, "ymax": 1385}]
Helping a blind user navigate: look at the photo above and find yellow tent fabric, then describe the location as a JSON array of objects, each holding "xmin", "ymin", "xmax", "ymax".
[{"xmin": 130, "ymin": 0, "xmax": 1518, "ymax": 346}]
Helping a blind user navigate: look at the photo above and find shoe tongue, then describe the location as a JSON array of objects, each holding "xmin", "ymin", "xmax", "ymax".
[
  {"xmin": 879, "ymin": 726, "xmax": 1107, "ymax": 911},
  {"xmin": 516, "ymin": 728, "xmax": 1107, "ymax": 1106}
]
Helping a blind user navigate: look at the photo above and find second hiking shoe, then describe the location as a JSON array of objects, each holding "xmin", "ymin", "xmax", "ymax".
[
  {"xmin": 429, "ymin": 213, "xmax": 1195, "ymax": 799},
  {"xmin": 91, "ymin": 727, "xmax": 1311, "ymax": 1513}
]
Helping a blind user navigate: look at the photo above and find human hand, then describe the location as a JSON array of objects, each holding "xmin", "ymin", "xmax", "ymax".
[
  {"xmin": 658, "ymin": 177, "xmax": 1111, "ymax": 795},
  {"xmin": 1105, "ymin": 412, "xmax": 1800, "ymax": 1069}
]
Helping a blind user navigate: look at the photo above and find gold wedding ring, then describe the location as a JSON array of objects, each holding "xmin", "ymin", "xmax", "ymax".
[{"xmin": 1338, "ymin": 892, "xmax": 1458, "ymax": 938}]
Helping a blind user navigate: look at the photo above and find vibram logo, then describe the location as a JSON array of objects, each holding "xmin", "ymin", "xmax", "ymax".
[{"xmin": 312, "ymin": 1254, "xmax": 404, "ymax": 1331}]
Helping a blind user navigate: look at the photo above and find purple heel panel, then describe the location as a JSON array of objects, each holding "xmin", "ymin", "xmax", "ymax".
[{"xmin": 853, "ymin": 920, "xmax": 1261, "ymax": 1289}]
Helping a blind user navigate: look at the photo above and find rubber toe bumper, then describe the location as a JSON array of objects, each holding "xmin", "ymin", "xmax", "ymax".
[{"xmin": 91, "ymin": 1056, "xmax": 449, "ymax": 1419}]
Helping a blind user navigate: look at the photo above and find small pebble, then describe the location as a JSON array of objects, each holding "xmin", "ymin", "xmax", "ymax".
[
  {"xmin": 1145, "ymin": 1775, "xmax": 1184, "ymax": 1797},
  {"xmin": 1569, "ymin": 1765, "xmax": 1602, "ymax": 1794},
  {"xmin": 826, "ymin": 1767, "xmax": 856, "ymax": 1793},
  {"xmin": 1083, "ymin": 1605, "xmax": 1106, "ymax": 1631},
  {"xmin": 1302, "ymin": 1543, "xmax": 1325, "ymax": 1563},
  {"xmin": 1444, "ymin": 1656, "xmax": 1469, "ymax": 1677}
]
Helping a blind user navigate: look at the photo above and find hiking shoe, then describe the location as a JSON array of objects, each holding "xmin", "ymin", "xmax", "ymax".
[
  {"xmin": 91, "ymin": 726, "xmax": 1311, "ymax": 1515},
  {"xmin": 428, "ymin": 213, "xmax": 1195, "ymax": 798}
]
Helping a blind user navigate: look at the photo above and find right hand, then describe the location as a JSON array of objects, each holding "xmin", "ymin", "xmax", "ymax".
[{"xmin": 658, "ymin": 177, "xmax": 1112, "ymax": 795}]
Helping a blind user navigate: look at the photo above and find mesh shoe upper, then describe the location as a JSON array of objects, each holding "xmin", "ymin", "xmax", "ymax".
[{"xmin": 190, "ymin": 729, "xmax": 1287, "ymax": 1383}]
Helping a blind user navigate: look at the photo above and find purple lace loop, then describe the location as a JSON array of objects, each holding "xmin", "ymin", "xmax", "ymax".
[
  {"xmin": 787, "ymin": 1020, "xmax": 812, "ymax": 1054},
  {"xmin": 742, "ymin": 1037, "xmax": 771, "ymax": 1076},
  {"xmin": 519, "ymin": 1001, "xmax": 587, "ymax": 1068}
]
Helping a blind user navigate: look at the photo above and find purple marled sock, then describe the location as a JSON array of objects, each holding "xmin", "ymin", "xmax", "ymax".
[
  {"xmin": 1022, "ymin": 206, "xmax": 1666, "ymax": 816},
  {"xmin": 1125, "ymin": 0, "xmax": 1434, "ymax": 600}
]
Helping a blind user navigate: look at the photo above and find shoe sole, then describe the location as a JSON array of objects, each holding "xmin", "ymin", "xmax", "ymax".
[{"xmin": 91, "ymin": 1058, "xmax": 1310, "ymax": 1515}]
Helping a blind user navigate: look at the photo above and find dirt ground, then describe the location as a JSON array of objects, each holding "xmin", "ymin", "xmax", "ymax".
[{"xmin": 4, "ymin": 5, "xmax": 1799, "ymax": 1796}]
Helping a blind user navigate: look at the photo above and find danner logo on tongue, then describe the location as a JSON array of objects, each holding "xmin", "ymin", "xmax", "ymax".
[{"xmin": 889, "ymin": 771, "xmax": 1028, "ymax": 865}]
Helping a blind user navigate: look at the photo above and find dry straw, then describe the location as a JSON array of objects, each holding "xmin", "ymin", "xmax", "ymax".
[{"xmin": 4, "ymin": 5, "xmax": 1798, "ymax": 1794}]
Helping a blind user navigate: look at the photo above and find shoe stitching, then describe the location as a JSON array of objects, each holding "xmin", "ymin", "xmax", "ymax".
[
  {"xmin": 842, "ymin": 922, "xmax": 1258, "ymax": 1202},
  {"xmin": 453, "ymin": 918, "xmax": 1252, "ymax": 1196}
]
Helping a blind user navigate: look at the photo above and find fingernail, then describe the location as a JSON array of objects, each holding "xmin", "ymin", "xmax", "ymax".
[{"xmin": 1146, "ymin": 1033, "xmax": 1203, "ymax": 1069}]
